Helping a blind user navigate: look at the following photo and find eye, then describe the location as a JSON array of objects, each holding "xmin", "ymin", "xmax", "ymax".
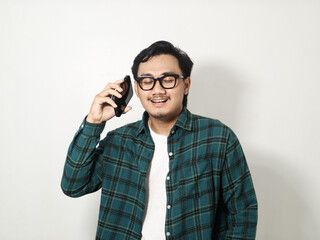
[
  {"xmin": 141, "ymin": 77, "xmax": 154, "ymax": 85},
  {"xmin": 162, "ymin": 76, "xmax": 175, "ymax": 84}
]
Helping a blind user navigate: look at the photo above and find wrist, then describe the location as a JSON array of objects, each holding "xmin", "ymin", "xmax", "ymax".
[
  {"xmin": 86, "ymin": 115, "xmax": 102, "ymax": 124},
  {"xmin": 82, "ymin": 116, "xmax": 106, "ymax": 136}
]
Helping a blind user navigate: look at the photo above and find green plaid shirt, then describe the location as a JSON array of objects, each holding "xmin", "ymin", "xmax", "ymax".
[{"xmin": 61, "ymin": 108, "xmax": 257, "ymax": 239}]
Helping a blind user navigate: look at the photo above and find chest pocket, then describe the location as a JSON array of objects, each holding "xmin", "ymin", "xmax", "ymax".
[{"xmin": 177, "ymin": 157, "xmax": 214, "ymax": 199}]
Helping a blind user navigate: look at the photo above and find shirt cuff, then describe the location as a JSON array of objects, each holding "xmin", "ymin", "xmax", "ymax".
[{"xmin": 80, "ymin": 116, "xmax": 106, "ymax": 137}]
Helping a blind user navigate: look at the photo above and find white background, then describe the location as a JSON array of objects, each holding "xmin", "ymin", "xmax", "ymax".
[{"xmin": 1, "ymin": 0, "xmax": 319, "ymax": 239}]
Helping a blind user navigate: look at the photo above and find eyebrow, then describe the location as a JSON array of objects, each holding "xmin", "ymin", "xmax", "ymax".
[{"xmin": 138, "ymin": 72, "xmax": 178, "ymax": 77}]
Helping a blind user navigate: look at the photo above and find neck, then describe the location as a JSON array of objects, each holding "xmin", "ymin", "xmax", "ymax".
[{"xmin": 148, "ymin": 116, "xmax": 178, "ymax": 136}]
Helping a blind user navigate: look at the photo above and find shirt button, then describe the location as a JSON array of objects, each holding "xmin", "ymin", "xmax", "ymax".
[
  {"xmin": 171, "ymin": 130, "xmax": 175, "ymax": 135},
  {"xmin": 166, "ymin": 176, "xmax": 170, "ymax": 181},
  {"xmin": 167, "ymin": 205, "xmax": 171, "ymax": 209},
  {"xmin": 166, "ymin": 232, "xmax": 171, "ymax": 237},
  {"xmin": 168, "ymin": 152, "xmax": 173, "ymax": 157}
]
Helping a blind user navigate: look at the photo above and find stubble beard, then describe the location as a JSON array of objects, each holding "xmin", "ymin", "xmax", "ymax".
[
  {"xmin": 149, "ymin": 109, "xmax": 166, "ymax": 120},
  {"xmin": 148, "ymin": 105, "xmax": 183, "ymax": 124}
]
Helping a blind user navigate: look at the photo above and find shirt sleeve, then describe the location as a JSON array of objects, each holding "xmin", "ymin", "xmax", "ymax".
[
  {"xmin": 61, "ymin": 117, "xmax": 106, "ymax": 198},
  {"xmin": 221, "ymin": 129, "xmax": 258, "ymax": 239}
]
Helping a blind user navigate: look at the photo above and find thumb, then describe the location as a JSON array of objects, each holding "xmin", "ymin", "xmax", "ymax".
[{"xmin": 123, "ymin": 106, "xmax": 132, "ymax": 114}]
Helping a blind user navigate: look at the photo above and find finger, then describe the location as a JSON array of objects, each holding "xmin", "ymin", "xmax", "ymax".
[
  {"xmin": 123, "ymin": 106, "xmax": 132, "ymax": 114},
  {"xmin": 98, "ymin": 88, "xmax": 122, "ymax": 98},
  {"xmin": 104, "ymin": 97, "xmax": 118, "ymax": 108},
  {"xmin": 95, "ymin": 95, "xmax": 118, "ymax": 108},
  {"xmin": 115, "ymin": 78, "xmax": 125, "ymax": 84},
  {"xmin": 103, "ymin": 83, "xmax": 123, "ymax": 93},
  {"xmin": 113, "ymin": 78, "xmax": 126, "ymax": 92},
  {"xmin": 103, "ymin": 78, "xmax": 126, "ymax": 92}
]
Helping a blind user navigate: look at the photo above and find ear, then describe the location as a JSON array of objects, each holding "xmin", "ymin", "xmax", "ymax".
[
  {"xmin": 134, "ymin": 81, "xmax": 140, "ymax": 99},
  {"xmin": 184, "ymin": 77, "xmax": 191, "ymax": 95}
]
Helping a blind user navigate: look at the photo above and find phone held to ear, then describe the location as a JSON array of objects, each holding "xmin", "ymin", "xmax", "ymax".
[{"xmin": 111, "ymin": 75, "xmax": 133, "ymax": 117}]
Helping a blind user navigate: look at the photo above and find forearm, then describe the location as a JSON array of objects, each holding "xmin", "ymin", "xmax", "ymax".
[
  {"xmin": 61, "ymin": 117, "xmax": 106, "ymax": 197},
  {"xmin": 222, "ymin": 130, "xmax": 258, "ymax": 239},
  {"xmin": 224, "ymin": 181, "xmax": 258, "ymax": 239}
]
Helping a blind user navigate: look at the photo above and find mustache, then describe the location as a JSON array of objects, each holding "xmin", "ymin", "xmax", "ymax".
[{"xmin": 148, "ymin": 95, "xmax": 170, "ymax": 101}]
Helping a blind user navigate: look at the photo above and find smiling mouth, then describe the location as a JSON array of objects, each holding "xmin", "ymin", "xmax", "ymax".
[{"xmin": 151, "ymin": 99, "xmax": 168, "ymax": 103}]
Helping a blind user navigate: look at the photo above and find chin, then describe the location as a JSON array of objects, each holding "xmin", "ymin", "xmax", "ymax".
[{"xmin": 149, "ymin": 110, "xmax": 166, "ymax": 119}]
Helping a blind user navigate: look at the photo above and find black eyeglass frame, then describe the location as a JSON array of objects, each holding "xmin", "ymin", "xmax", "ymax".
[{"xmin": 135, "ymin": 74, "xmax": 185, "ymax": 91}]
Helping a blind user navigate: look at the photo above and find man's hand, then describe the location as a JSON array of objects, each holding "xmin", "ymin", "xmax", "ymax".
[{"xmin": 86, "ymin": 78, "xmax": 132, "ymax": 124}]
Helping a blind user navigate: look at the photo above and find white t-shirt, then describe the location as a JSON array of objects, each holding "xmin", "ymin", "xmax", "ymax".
[{"xmin": 141, "ymin": 127, "xmax": 169, "ymax": 240}]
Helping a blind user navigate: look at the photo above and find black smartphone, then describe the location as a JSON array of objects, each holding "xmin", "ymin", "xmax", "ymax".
[{"xmin": 111, "ymin": 75, "xmax": 133, "ymax": 117}]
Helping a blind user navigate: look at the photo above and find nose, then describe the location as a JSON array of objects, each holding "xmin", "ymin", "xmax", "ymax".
[{"xmin": 152, "ymin": 79, "xmax": 166, "ymax": 93}]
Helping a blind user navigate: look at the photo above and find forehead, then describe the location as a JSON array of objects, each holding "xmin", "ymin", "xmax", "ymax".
[{"xmin": 137, "ymin": 54, "xmax": 182, "ymax": 76}]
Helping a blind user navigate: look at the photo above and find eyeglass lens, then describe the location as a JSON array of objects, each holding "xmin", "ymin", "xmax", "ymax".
[{"xmin": 139, "ymin": 75, "xmax": 177, "ymax": 90}]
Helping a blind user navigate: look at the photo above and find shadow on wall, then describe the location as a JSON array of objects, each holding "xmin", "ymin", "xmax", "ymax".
[
  {"xmin": 250, "ymin": 152, "xmax": 319, "ymax": 240},
  {"xmin": 188, "ymin": 61, "xmax": 318, "ymax": 239},
  {"xmin": 188, "ymin": 62, "xmax": 243, "ymax": 127}
]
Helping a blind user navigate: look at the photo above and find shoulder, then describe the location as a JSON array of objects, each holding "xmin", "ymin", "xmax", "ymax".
[
  {"xmin": 191, "ymin": 112, "xmax": 225, "ymax": 127},
  {"xmin": 191, "ymin": 114, "xmax": 242, "ymax": 159},
  {"xmin": 190, "ymin": 112, "xmax": 235, "ymax": 135},
  {"xmin": 187, "ymin": 111, "xmax": 240, "ymax": 148}
]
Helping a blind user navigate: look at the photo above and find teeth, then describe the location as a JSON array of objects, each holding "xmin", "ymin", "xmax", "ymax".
[{"xmin": 152, "ymin": 99, "xmax": 167, "ymax": 103}]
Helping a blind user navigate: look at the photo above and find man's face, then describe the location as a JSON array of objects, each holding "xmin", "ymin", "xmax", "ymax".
[{"xmin": 135, "ymin": 54, "xmax": 191, "ymax": 122}]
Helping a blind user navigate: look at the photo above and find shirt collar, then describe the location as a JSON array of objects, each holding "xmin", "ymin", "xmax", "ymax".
[
  {"xmin": 174, "ymin": 107, "xmax": 193, "ymax": 131},
  {"xmin": 136, "ymin": 107, "xmax": 193, "ymax": 136}
]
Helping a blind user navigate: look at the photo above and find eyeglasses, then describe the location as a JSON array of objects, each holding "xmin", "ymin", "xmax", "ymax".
[{"xmin": 136, "ymin": 74, "xmax": 184, "ymax": 91}]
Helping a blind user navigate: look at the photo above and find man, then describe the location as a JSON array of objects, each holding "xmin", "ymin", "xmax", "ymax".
[{"xmin": 61, "ymin": 41, "xmax": 258, "ymax": 239}]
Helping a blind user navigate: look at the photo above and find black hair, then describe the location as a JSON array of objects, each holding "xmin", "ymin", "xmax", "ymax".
[{"xmin": 131, "ymin": 40, "xmax": 193, "ymax": 107}]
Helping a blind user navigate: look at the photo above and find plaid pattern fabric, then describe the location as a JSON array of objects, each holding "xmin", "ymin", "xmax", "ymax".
[{"xmin": 61, "ymin": 108, "xmax": 258, "ymax": 239}]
